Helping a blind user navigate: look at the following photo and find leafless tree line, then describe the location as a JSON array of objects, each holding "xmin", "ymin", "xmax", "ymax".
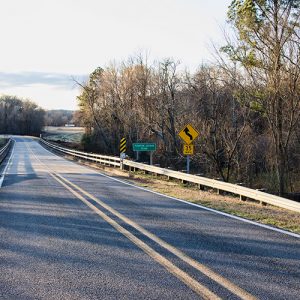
[
  {"xmin": 75, "ymin": 54, "xmax": 300, "ymax": 194},
  {"xmin": 44, "ymin": 110, "xmax": 81, "ymax": 127},
  {"xmin": 0, "ymin": 95, "xmax": 45, "ymax": 136},
  {"xmin": 76, "ymin": 1, "xmax": 300, "ymax": 195}
]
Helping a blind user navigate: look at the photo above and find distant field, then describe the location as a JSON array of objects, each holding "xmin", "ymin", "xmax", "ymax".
[
  {"xmin": 42, "ymin": 126, "xmax": 85, "ymax": 144},
  {"xmin": 43, "ymin": 126, "xmax": 85, "ymax": 133}
]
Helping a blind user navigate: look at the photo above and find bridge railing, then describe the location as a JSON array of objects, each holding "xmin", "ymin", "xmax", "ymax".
[
  {"xmin": 0, "ymin": 139, "xmax": 12, "ymax": 164},
  {"xmin": 40, "ymin": 138, "xmax": 121, "ymax": 167},
  {"xmin": 40, "ymin": 138, "xmax": 300, "ymax": 213}
]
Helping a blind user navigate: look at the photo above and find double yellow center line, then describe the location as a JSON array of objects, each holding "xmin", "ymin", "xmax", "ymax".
[
  {"xmin": 50, "ymin": 172, "xmax": 256, "ymax": 300},
  {"xmin": 26, "ymin": 140, "xmax": 256, "ymax": 299}
]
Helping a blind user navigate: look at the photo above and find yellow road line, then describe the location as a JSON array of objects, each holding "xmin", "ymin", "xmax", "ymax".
[
  {"xmin": 55, "ymin": 172, "xmax": 257, "ymax": 300},
  {"xmin": 26, "ymin": 140, "xmax": 256, "ymax": 300},
  {"xmin": 50, "ymin": 173, "xmax": 220, "ymax": 300}
]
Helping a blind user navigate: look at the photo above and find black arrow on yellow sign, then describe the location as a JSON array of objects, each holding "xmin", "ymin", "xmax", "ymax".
[{"xmin": 183, "ymin": 127, "xmax": 193, "ymax": 141}]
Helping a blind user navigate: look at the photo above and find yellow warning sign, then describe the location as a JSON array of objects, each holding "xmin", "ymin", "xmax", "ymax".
[
  {"xmin": 120, "ymin": 138, "xmax": 126, "ymax": 153},
  {"xmin": 183, "ymin": 144, "xmax": 194, "ymax": 155},
  {"xmin": 178, "ymin": 124, "xmax": 199, "ymax": 145}
]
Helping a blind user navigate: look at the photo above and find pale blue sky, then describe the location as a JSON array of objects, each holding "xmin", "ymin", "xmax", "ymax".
[{"xmin": 0, "ymin": 0, "xmax": 232, "ymax": 110}]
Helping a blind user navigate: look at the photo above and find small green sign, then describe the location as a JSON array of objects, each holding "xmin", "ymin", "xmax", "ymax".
[{"xmin": 133, "ymin": 143, "xmax": 156, "ymax": 151}]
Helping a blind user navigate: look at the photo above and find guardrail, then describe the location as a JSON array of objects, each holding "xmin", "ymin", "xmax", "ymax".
[
  {"xmin": 0, "ymin": 139, "xmax": 12, "ymax": 164},
  {"xmin": 40, "ymin": 139, "xmax": 121, "ymax": 167},
  {"xmin": 40, "ymin": 138, "xmax": 300, "ymax": 213}
]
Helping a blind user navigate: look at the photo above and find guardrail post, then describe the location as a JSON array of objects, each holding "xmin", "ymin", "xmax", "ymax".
[
  {"xmin": 239, "ymin": 195, "xmax": 246, "ymax": 201},
  {"xmin": 198, "ymin": 184, "xmax": 205, "ymax": 191}
]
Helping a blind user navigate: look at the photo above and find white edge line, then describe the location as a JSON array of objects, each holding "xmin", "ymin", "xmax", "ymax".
[
  {"xmin": 39, "ymin": 140, "xmax": 300, "ymax": 239},
  {"xmin": 0, "ymin": 140, "xmax": 15, "ymax": 188},
  {"xmin": 96, "ymin": 172, "xmax": 300, "ymax": 239}
]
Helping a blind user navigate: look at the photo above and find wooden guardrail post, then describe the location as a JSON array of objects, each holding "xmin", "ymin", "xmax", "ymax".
[{"xmin": 198, "ymin": 184, "xmax": 205, "ymax": 191}]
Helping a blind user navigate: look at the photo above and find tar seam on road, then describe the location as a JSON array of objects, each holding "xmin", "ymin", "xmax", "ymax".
[
  {"xmin": 0, "ymin": 140, "xmax": 15, "ymax": 188},
  {"xmin": 25, "ymin": 141, "xmax": 257, "ymax": 300}
]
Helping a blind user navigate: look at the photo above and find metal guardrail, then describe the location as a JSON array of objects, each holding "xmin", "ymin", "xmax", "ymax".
[
  {"xmin": 0, "ymin": 139, "xmax": 12, "ymax": 164},
  {"xmin": 40, "ymin": 139, "xmax": 121, "ymax": 167},
  {"xmin": 41, "ymin": 138, "xmax": 300, "ymax": 213},
  {"xmin": 122, "ymin": 160, "xmax": 300, "ymax": 213}
]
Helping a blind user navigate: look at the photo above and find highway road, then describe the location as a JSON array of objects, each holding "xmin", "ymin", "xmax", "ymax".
[{"xmin": 0, "ymin": 137, "xmax": 299, "ymax": 299}]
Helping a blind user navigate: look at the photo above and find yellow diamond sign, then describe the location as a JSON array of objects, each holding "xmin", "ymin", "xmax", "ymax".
[{"xmin": 178, "ymin": 124, "xmax": 199, "ymax": 145}]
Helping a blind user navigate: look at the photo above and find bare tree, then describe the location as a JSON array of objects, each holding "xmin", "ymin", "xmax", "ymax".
[{"xmin": 220, "ymin": 0, "xmax": 300, "ymax": 194}]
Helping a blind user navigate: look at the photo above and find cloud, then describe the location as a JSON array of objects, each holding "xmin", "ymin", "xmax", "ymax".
[{"xmin": 0, "ymin": 71, "xmax": 87, "ymax": 89}]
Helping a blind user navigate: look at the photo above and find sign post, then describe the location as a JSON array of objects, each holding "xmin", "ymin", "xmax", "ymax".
[
  {"xmin": 187, "ymin": 155, "xmax": 190, "ymax": 174},
  {"xmin": 150, "ymin": 151, "xmax": 153, "ymax": 166},
  {"xmin": 178, "ymin": 124, "xmax": 199, "ymax": 174},
  {"xmin": 183, "ymin": 144, "xmax": 194, "ymax": 174}
]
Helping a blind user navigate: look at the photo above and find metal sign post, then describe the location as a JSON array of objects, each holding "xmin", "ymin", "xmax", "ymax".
[
  {"xmin": 150, "ymin": 151, "xmax": 153, "ymax": 165},
  {"xmin": 183, "ymin": 144, "xmax": 193, "ymax": 174}
]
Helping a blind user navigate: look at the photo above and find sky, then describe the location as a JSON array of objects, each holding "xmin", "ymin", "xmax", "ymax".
[{"xmin": 0, "ymin": 0, "xmax": 232, "ymax": 110}]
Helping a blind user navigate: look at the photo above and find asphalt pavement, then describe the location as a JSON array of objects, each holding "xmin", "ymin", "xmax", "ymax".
[{"xmin": 0, "ymin": 137, "xmax": 299, "ymax": 299}]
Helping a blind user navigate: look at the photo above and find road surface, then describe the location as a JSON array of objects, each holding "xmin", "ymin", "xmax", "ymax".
[{"xmin": 0, "ymin": 137, "xmax": 299, "ymax": 299}]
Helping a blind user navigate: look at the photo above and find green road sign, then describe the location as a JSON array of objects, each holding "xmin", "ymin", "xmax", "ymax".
[{"xmin": 133, "ymin": 143, "xmax": 156, "ymax": 151}]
